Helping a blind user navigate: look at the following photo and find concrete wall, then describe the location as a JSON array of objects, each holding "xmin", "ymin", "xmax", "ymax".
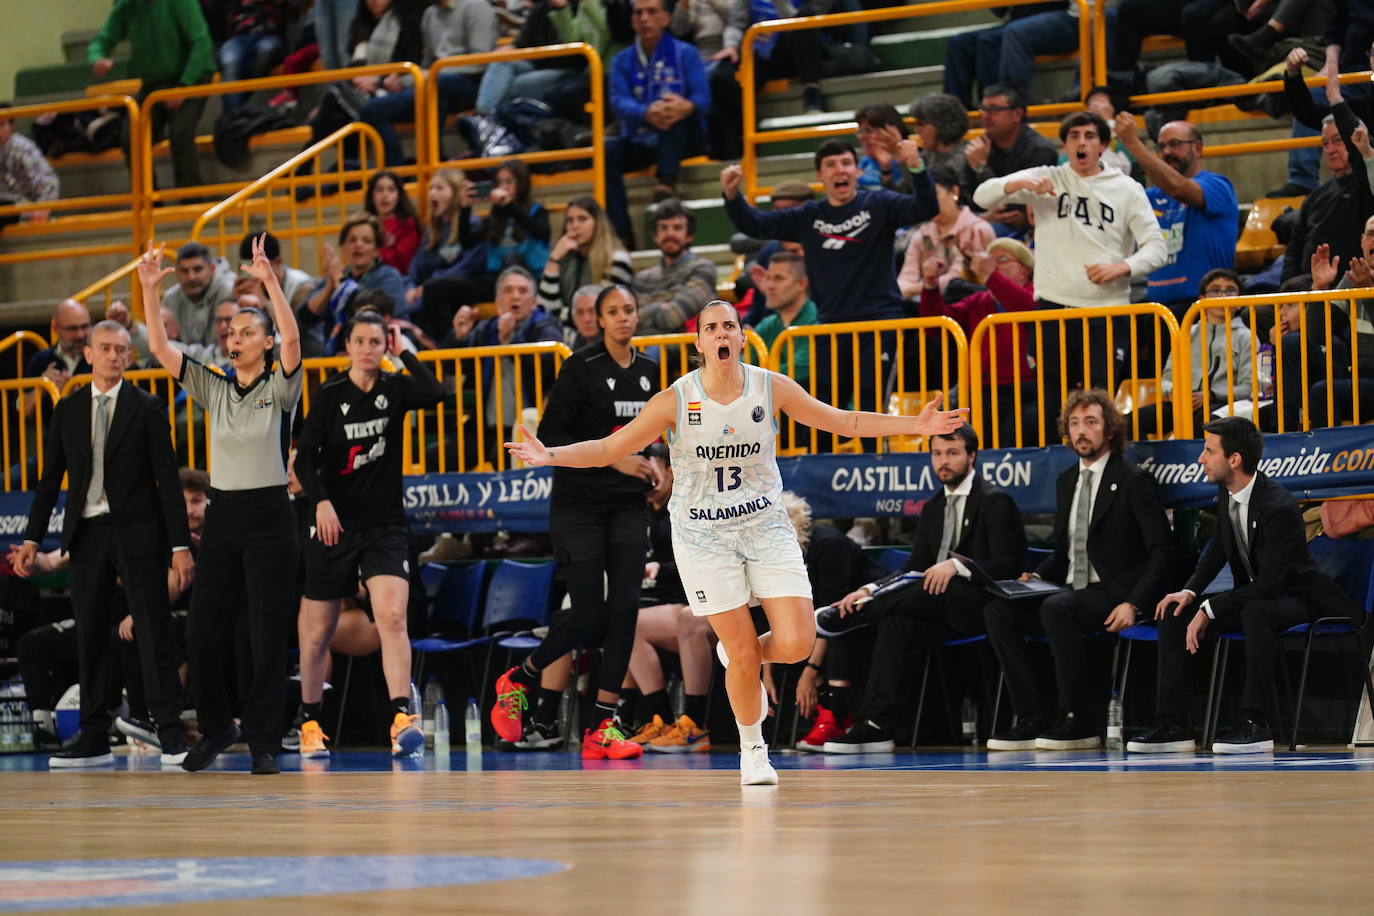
[{"xmin": 1, "ymin": 0, "xmax": 114, "ymax": 101}]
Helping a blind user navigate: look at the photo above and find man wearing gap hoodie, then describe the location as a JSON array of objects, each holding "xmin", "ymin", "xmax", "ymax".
[
  {"xmin": 974, "ymin": 110, "xmax": 1167, "ymax": 444},
  {"xmin": 720, "ymin": 138, "xmax": 938, "ymax": 448}
]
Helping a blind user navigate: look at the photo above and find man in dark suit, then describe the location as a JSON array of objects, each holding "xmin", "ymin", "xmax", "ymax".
[
  {"xmin": 984, "ymin": 389, "xmax": 1174, "ymax": 751},
  {"xmin": 817, "ymin": 427, "xmax": 1027, "ymax": 753},
  {"xmin": 13, "ymin": 320, "xmax": 194, "ymax": 768},
  {"xmin": 1133, "ymin": 417, "xmax": 1364, "ymax": 754}
]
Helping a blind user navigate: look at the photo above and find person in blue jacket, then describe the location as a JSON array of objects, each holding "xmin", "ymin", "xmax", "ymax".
[{"xmin": 605, "ymin": 0, "xmax": 711, "ymax": 244}]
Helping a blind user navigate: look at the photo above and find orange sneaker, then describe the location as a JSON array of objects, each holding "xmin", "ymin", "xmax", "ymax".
[
  {"xmin": 648, "ymin": 714, "xmax": 711, "ymax": 753},
  {"xmin": 390, "ymin": 712, "xmax": 424, "ymax": 757},
  {"xmin": 299, "ymin": 719, "xmax": 330, "ymax": 759},
  {"xmin": 581, "ymin": 718, "xmax": 644, "ymax": 760},
  {"xmin": 630, "ymin": 715, "xmax": 669, "ymax": 746},
  {"xmin": 491, "ymin": 668, "xmax": 528, "ymax": 743}
]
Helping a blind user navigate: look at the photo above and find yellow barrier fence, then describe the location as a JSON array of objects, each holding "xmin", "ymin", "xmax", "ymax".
[
  {"xmin": 767, "ymin": 316, "xmax": 968, "ymax": 454},
  {"xmin": 740, "ymin": 0, "xmax": 1094, "ymax": 203},
  {"xmin": 0, "ymin": 95, "xmax": 144, "ymax": 271},
  {"xmin": 137, "ymin": 62, "xmax": 427, "ymax": 233},
  {"xmin": 424, "ymin": 43, "xmax": 607, "ymax": 205},
  {"xmin": 70, "ymin": 247, "xmax": 172, "ymax": 326},
  {"xmin": 191, "ymin": 122, "xmax": 386, "ymax": 278},
  {"xmin": 1175, "ymin": 289, "xmax": 1374, "ymax": 438},
  {"xmin": 631, "ymin": 329, "xmax": 769, "ymax": 392},
  {"xmin": 0, "ymin": 376, "xmax": 60, "ymax": 492},
  {"xmin": 0, "ymin": 331, "xmax": 53, "ymax": 379},
  {"xmin": 968, "ymin": 304, "xmax": 1180, "ymax": 448}
]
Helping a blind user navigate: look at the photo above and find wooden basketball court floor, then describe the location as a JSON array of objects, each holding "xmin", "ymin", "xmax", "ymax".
[{"xmin": 3, "ymin": 748, "xmax": 1374, "ymax": 914}]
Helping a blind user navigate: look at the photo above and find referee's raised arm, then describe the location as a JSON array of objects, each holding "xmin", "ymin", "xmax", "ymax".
[
  {"xmin": 137, "ymin": 242, "xmax": 183, "ymax": 379},
  {"xmin": 243, "ymin": 234, "xmax": 301, "ymax": 375}
]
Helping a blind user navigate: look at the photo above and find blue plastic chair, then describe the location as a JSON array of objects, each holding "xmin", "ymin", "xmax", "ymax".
[
  {"xmin": 910, "ymin": 634, "xmax": 992, "ymax": 746},
  {"xmin": 878, "ymin": 547, "xmax": 909, "ymax": 574},
  {"xmin": 477, "ymin": 559, "xmax": 558, "ymax": 697},
  {"xmin": 411, "ymin": 562, "xmax": 491, "ymax": 684}
]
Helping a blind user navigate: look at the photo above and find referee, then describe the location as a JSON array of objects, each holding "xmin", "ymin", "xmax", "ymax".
[
  {"xmin": 490, "ymin": 285, "xmax": 662, "ymax": 760},
  {"xmin": 293, "ymin": 309, "xmax": 443, "ymax": 758},
  {"xmin": 139, "ymin": 236, "xmax": 303, "ymax": 775}
]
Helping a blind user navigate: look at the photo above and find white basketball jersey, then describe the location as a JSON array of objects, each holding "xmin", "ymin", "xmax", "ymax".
[{"xmin": 668, "ymin": 364, "xmax": 785, "ymax": 545}]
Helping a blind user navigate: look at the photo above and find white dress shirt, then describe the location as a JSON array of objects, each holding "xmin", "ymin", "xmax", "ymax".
[
  {"xmin": 1198, "ymin": 473, "xmax": 1258, "ymax": 619},
  {"xmin": 81, "ymin": 378, "xmax": 122, "ymax": 519}
]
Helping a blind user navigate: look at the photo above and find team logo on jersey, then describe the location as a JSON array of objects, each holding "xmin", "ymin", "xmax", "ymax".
[
  {"xmin": 751, "ymin": 406, "xmax": 765, "ymax": 423},
  {"xmin": 722, "ymin": 425, "xmax": 735, "ymax": 435},
  {"xmin": 696, "ymin": 590, "xmax": 706, "ymax": 602},
  {"xmin": 606, "ymin": 378, "xmax": 616, "ymax": 390},
  {"xmin": 340, "ymin": 402, "xmax": 350, "ymax": 415},
  {"xmin": 687, "ymin": 399, "xmax": 701, "ymax": 426},
  {"xmin": 375, "ymin": 394, "xmax": 389, "ymax": 410},
  {"xmin": 640, "ymin": 376, "xmax": 651, "ymax": 392},
  {"xmin": 254, "ymin": 396, "xmax": 272, "ymax": 409}
]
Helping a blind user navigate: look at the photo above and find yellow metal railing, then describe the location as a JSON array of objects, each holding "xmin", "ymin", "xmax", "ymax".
[
  {"xmin": 0, "ymin": 331, "xmax": 53, "ymax": 378},
  {"xmin": 425, "ymin": 43, "xmax": 607, "ymax": 205},
  {"xmin": 1175, "ymin": 289, "xmax": 1374, "ymax": 437},
  {"xmin": 1, "ymin": 376, "xmax": 61, "ymax": 491},
  {"xmin": 631, "ymin": 329, "xmax": 769, "ymax": 392},
  {"xmin": 0, "ymin": 95, "xmax": 144, "ymax": 270},
  {"xmin": 740, "ymin": 0, "xmax": 1094, "ymax": 203},
  {"xmin": 137, "ymin": 62, "xmax": 426, "ymax": 230},
  {"xmin": 768, "ymin": 316, "xmax": 968, "ymax": 454},
  {"xmin": 968, "ymin": 304, "xmax": 1180, "ymax": 448},
  {"xmin": 192, "ymin": 122, "xmax": 385, "ymax": 277},
  {"xmin": 70, "ymin": 247, "xmax": 172, "ymax": 325}
]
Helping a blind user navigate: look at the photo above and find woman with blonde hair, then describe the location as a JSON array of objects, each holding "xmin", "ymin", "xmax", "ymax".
[
  {"xmin": 406, "ymin": 168, "xmax": 482, "ymax": 336},
  {"xmin": 537, "ymin": 195, "xmax": 634, "ymax": 321}
]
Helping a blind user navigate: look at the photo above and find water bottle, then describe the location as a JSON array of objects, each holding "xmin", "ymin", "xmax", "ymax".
[
  {"xmin": 465, "ymin": 698, "xmax": 482, "ymax": 755},
  {"xmin": 1106, "ymin": 691, "xmax": 1124, "ymax": 751},
  {"xmin": 434, "ymin": 699, "xmax": 451, "ymax": 756},
  {"xmin": 960, "ymin": 694, "xmax": 978, "ymax": 747},
  {"xmin": 423, "ymin": 679, "xmax": 442, "ymax": 749},
  {"xmin": 1257, "ymin": 342, "xmax": 1275, "ymax": 401}
]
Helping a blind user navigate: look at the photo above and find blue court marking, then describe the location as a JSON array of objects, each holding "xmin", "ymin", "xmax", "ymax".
[
  {"xmin": 0, "ymin": 855, "xmax": 567, "ymax": 912},
  {"xmin": 5, "ymin": 747, "xmax": 1374, "ymax": 775}
]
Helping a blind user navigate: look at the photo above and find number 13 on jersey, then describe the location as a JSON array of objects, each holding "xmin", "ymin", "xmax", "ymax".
[{"xmin": 714, "ymin": 465, "xmax": 742, "ymax": 492}]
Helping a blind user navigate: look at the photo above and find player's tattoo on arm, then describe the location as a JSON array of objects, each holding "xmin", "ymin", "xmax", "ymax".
[{"xmin": 850, "ymin": 413, "xmax": 859, "ymax": 433}]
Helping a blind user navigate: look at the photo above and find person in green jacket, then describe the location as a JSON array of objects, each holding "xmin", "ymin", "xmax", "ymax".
[
  {"xmin": 754, "ymin": 250, "xmax": 818, "ymax": 385},
  {"xmin": 88, "ymin": 0, "xmax": 216, "ymax": 189}
]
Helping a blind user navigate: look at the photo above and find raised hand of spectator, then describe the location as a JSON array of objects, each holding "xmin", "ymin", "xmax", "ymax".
[
  {"xmin": 897, "ymin": 138, "xmax": 921, "ymax": 168},
  {"xmin": 964, "ymin": 134, "xmax": 991, "ymax": 170},
  {"xmin": 1285, "ymin": 47, "xmax": 1308, "ymax": 76},
  {"xmin": 490, "ymin": 185, "xmax": 512, "ymax": 208},
  {"xmin": 1113, "ymin": 111, "xmax": 1140, "ymax": 148},
  {"xmin": 92, "ymin": 57, "xmax": 114, "ymax": 78},
  {"xmin": 969, "ymin": 251, "xmax": 995, "ymax": 284},
  {"xmin": 1310, "ymin": 243, "xmax": 1339, "ymax": 289},
  {"xmin": 1008, "ymin": 176, "xmax": 1056, "ymax": 196},
  {"xmin": 1348, "ymin": 256, "xmax": 1374, "ymax": 288},
  {"xmin": 720, "ymin": 163, "xmax": 744, "ymax": 199},
  {"xmin": 451, "ymin": 304, "xmax": 476, "ymax": 340},
  {"xmin": 1352, "ymin": 122, "xmax": 1374, "ymax": 161},
  {"xmin": 496, "ymin": 308, "xmax": 517, "ymax": 343},
  {"xmin": 1326, "ymin": 65, "xmax": 1344, "ymax": 104},
  {"xmin": 1085, "ymin": 261, "xmax": 1130, "ymax": 284}
]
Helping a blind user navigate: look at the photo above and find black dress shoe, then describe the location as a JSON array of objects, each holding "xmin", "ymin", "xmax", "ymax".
[
  {"xmin": 1126, "ymin": 719, "xmax": 1195, "ymax": 753},
  {"xmin": 251, "ymin": 751, "xmax": 280, "ymax": 775},
  {"xmin": 48, "ymin": 733, "xmax": 115, "ymax": 769},
  {"xmin": 820, "ymin": 719, "xmax": 895, "ymax": 754},
  {"xmin": 159, "ymin": 729, "xmax": 191, "ymax": 766},
  {"xmin": 815, "ymin": 604, "xmax": 870, "ymax": 638},
  {"xmin": 1211, "ymin": 719, "xmax": 1274, "ymax": 755},
  {"xmin": 987, "ymin": 714, "xmax": 1046, "ymax": 751},
  {"xmin": 182, "ymin": 723, "xmax": 241, "ymax": 772},
  {"xmin": 1034, "ymin": 711, "xmax": 1101, "ymax": 750}
]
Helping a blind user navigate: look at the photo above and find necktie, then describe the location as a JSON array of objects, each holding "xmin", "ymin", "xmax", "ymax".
[
  {"xmin": 1230, "ymin": 497, "xmax": 1256, "ymax": 581},
  {"xmin": 86, "ymin": 393, "xmax": 110, "ymax": 510},
  {"xmin": 1071, "ymin": 468, "xmax": 1092, "ymax": 589},
  {"xmin": 937, "ymin": 494, "xmax": 962, "ymax": 562}
]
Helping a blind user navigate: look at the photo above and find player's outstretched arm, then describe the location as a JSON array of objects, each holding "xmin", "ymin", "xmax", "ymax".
[
  {"xmin": 506, "ymin": 389, "xmax": 677, "ymax": 468},
  {"xmin": 772, "ymin": 373, "xmax": 967, "ymax": 439}
]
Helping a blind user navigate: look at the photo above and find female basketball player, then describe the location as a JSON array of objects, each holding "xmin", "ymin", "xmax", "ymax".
[{"xmin": 506, "ymin": 300, "xmax": 967, "ymax": 785}]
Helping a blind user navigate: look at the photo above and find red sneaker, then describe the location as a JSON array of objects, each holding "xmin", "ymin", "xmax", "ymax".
[
  {"xmin": 490, "ymin": 668, "xmax": 528, "ymax": 743},
  {"xmin": 581, "ymin": 718, "xmax": 644, "ymax": 760},
  {"xmin": 796, "ymin": 707, "xmax": 851, "ymax": 752}
]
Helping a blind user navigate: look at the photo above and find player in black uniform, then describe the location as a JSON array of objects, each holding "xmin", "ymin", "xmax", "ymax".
[
  {"xmin": 490, "ymin": 284, "xmax": 664, "ymax": 760},
  {"xmin": 292, "ymin": 310, "xmax": 444, "ymax": 758}
]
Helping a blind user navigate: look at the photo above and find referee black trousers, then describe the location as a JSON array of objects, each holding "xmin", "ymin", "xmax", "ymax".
[
  {"xmin": 187, "ymin": 487, "xmax": 299, "ymax": 755},
  {"xmin": 68, "ymin": 515, "xmax": 183, "ymax": 741}
]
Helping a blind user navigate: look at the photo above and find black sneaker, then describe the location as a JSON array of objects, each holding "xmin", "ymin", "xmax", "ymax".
[
  {"xmin": 1126, "ymin": 720, "xmax": 1195, "ymax": 753},
  {"xmin": 115, "ymin": 716, "xmax": 160, "ymax": 747},
  {"xmin": 1265, "ymin": 182, "xmax": 1312, "ymax": 198},
  {"xmin": 1211, "ymin": 719, "xmax": 1273, "ymax": 755},
  {"xmin": 251, "ymin": 751, "xmax": 280, "ymax": 775},
  {"xmin": 815, "ymin": 604, "xmax": 870, "ymax": 638},
  {"xmin": 821, "ymin": 719, "xmax": 895, "ymax": 754},
  {"xmin": 1034, "ymin": 711, "xmax": 1101, "ymax": 750},
  {"xmin": 987, "ymin": 715, "xmax": 1045, "ymax": 751},
  {"xmin": 182, "ymin": 723, "xmax": 241, "ymax": 772},
  {"xmin": 159, "ymin": 728, "xmax": 190, "ymax": 766},
  {"xmin": 48, "ymin": 733, "xmax": 114, "ymax": 769},
  {"xmin": 514, "ymin": 719, "xmax": 564, "ymax": 750},
  {"xmin": 801, "ymin": 85, "xmax": 825, "ymax": 114}
]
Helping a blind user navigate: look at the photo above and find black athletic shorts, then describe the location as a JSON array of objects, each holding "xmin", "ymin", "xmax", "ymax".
[
  {"xmin": 303, "ymin": 523, "xmax": 410, "ymax": 601},
  {"xmin": 549, "ymin": 495, "xmax": 647, "ymax": 564}
]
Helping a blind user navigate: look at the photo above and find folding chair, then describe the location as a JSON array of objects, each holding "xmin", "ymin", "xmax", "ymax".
[
  {"xmin": 410, "ymin": 561, "xmax": 491, "ymax": 685},
  {"xmin": 477, "ymin": 559, "xmax": 559, "ymax": 703}
]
